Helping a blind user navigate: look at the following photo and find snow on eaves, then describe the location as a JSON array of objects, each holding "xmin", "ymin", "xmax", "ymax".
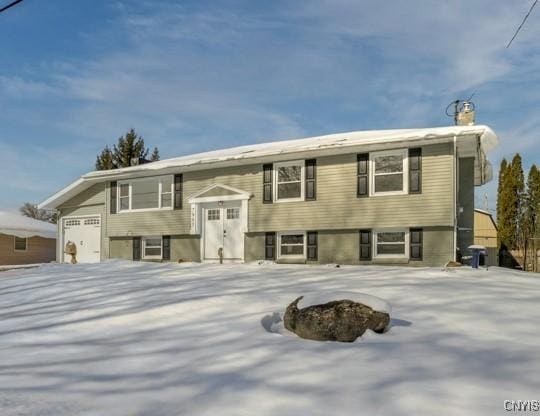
[
  {"xmin": 39, "ymin": 124, "xmax": 499, "ymax": 209},
  {"xmin": 0, "ymin": 212, "xmax": 56, "ymax": 239},
  {"xmin": 83, "ymin": 124, "xmax": 499, "ymax": 179}
]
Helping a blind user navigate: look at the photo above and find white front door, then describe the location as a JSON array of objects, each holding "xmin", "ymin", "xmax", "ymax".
[
  {"xmin": 203, "ymin": 202, "xmax": 244, "ymax": 260},
  {"xmin": 63, "ymin": 216, "xmax": 101, "ymax": 263}
]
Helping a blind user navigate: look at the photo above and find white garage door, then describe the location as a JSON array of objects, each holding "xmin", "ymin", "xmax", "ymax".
[{"xmin": 63, "ymin": 217, "xmax": 101, "ymax": 263}]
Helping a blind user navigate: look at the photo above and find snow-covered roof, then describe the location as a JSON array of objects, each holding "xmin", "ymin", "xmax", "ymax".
[
  {"xmin": 0, "ymin": 212, "xmax": 56, "ymax": 239},
  {"xmin": 39, "ymin": 124, "xmax": 499, "ymax": 209}
]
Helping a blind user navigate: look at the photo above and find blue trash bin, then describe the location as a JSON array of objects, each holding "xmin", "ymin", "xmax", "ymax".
[
  {"xmin": 471, "ymin": 250, "xmax": 480, "ymax": 269},
  {"xmin": 468, "ymin": 245, "xmax": 487, "ymax": 269}
]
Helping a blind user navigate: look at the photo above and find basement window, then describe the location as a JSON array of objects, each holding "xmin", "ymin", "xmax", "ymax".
[
  {"xmin": 278, "ymin": 232, "xmax": 306, "ymax": 258},
  {"xmin": 142, "ymin": 236, "xmax": 162, "ymax": 260},
  {"xmin": 14, "ymin": 237, "xmax": 27, "ymax": 251},
  {"xmin": 374, "ymin": 230, "xmax": 408, "ymax": 258}
]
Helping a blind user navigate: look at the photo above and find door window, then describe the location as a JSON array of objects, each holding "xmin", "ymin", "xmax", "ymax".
[{"xmin": 207, "ymin": 209, "xmax": 220, "ymax": 220}]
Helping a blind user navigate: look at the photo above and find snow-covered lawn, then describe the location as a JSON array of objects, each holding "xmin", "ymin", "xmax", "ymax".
[{"xmin": 0, "ymin": 261, "xmax": 539, "ymax": 416}]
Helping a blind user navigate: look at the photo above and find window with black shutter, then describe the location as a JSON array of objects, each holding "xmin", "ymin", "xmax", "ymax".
[
  {"xmin": 162, "ymin": 235, "xmax": 171, "ymax": 260},
  {"xmin": 305, "ymin": 159, "xmax": 316, "ymax": 201},
  {"xmin": 263, "ymin": 164, "xmax": 273, "ymax": 203},
  {"xmin": 359, "ymin": 229, "xmax": 372, "ymax": 260},
  {"xmin": 174, "ymin": 174, "xmax": 183, "ymax": 209},
  {"xmin": 265, "ymin": 232, "xmax": 276, "ymax": 259},
  {"xmin": 410, "ymin": 228, "xmax": 423, "ymax": 260},
  {"xmin": 133, "ymin": 237, "xmax": 141, "ymax": 261},
  {"xmin": 110, "ymin": 181, "xmax": 117, "ymax": 214},
  {"xmin": 307, "ymin": 231, "xmax": 318, "ymax": 260},
  {"xmin": 357, "ymin": 154, "xmax": 369, "ymax": 197},
  {"xmin": 409, "ymin": 148, "xmax": 422, "ymax": 194}
]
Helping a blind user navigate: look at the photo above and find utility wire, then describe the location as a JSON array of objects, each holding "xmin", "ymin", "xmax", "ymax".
[
  {"xmin": 506, "ymin": 0, "xmax": 538, "ymax": 48},
  {"xmin": 0, "ymin": 0, "xmax": 23, "ymax": 14}
]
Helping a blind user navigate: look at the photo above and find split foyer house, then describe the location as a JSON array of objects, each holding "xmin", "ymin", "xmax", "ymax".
[{"xmin": 39, "ymin": 125, "xmax": 499, "ymax": 266}]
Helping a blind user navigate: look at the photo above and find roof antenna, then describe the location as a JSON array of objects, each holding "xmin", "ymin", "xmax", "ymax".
[
  {"xmin": 483, "ymin": 193, "xmax": 489, "ymax": 212},
  {"xmin": 446, "ymin": 97, "xmax": 476, "ymax": 126}
]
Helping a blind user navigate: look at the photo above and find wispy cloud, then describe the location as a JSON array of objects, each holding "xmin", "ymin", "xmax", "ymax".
[{"xmin": 0, "ymin": 0, "xmax": 539, "ymax": 210}]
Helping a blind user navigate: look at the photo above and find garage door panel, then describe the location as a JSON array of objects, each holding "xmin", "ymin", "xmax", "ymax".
[{"xmin": 63, "ymin": 216, "xmax": 101, "ymax": 263}]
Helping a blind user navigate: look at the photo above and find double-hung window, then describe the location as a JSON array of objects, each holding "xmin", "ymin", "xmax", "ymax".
[
  {"xmin": 370, "ymin": 149, "xmax": 408, "ymax": 195},
  {"xmin": 278, "ymin": 232, "xmax": 306, "ymax": 258},
  {"xmin": 374, "ymin": 230, "xmax": 408, "ymax": 258},
  {"xmin": 118, "ymin": 176, "xmax": 173, "ymax": 212},
  {"xmin": 142, "ymin": 236, "xmax": 162, "ymax": 260},
  {"xmin": 274, "ymin": 160, "xmax": 304, "ymax": 202}
]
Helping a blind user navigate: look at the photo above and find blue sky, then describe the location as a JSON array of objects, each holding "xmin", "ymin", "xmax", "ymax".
[{"xmin": 1, "ymin": 0, "xmax": 539, "ymax": 212}]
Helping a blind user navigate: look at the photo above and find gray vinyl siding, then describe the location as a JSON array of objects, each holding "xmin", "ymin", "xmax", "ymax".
[
  {"xmin": 245, "ymin": 227, "xmax": 454, "ymax": 266},
  {"xmin": 105, "ymin": 142, "xmax": 454, "ymax": 236},
  {"xmin": 59, "ymin": 142, "xmax": 456, "ymax": 264},
  {"xmin": 110, "ymin": 235, "xmax": 200, "ymax": 262},
  {"xmin": 109, "ymin": 237, "xmax": 133, "ymax": 260},
  {"xmin": 57, "ymin": 183, "xmax": 107, "ymax": 261}
]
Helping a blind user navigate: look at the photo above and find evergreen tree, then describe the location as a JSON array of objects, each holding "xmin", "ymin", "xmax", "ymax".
[
  {"xmin": 497, "ymin": 158, "xmax": 512, "ymax": 249},
  {"xmin": 113, "ymin": 129, "xmax": 149, "ymax": 168},
  {"xmin": 94, "ymin": 129, "xmax": 160, "ymax": 171},
  {"xmin": 509, "ymin": 154, "xmax": 525, "ymax": 251},
  {"xmin": 526, "ymin": 165, "xmax": 540, "ymax": 270},
  {"xmin": 95, "ymin": 145, "xmax": 115, "ymax": 170},
  {"xmin": 150, "ymin": 147, "xmax": 160, "ymax": 162},
  {"xmin": 19, "ymin": 202, "xmax": 57, "ymax": 224}
]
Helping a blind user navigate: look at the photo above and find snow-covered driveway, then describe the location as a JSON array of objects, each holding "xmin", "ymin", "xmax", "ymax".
[{"xmin": 0, "ymin": 261, "xmax": 539, "ymax": 416}]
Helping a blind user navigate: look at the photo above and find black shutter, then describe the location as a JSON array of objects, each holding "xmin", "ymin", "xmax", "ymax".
[
  {"xmin": 110, "ymin": 181, "xmax": 117, "ymax": 214},
  {"xmin": 265, "ymin": 232, "xmax": 276, "ymax": 260},
  {"xmin": 307, "ymin": 231, "xmax": 318, "ymax": 260},
  {"xmin": 305, "ymin": 159, "xmax": 316, "ymax": 201},
  {"xmin": 133, "ymin": 237, "xmax": 141, "ymax": 261},
  {"xmin": 359, "ymin": 229, "xmax": 372, "ymax": 260},
  {"xmin": 409, "ymin": 148, "xmax": 422, "ymax": 194},
  {"xmin": 174, "ymin": 174, "xmax": 183, "ymax": 209},
  {"xmin": 410, "ymin": 228, "xmax": 423, "ymax": 260},
  {"xmin": 162, "ymin": 236, "xmax": 170, "ymax": 260},
  {"xmin": 263, "ymin": 164, "xmax": 273, "ymax": 203},
  {"xmin": 357, "ymin": 154, "xmax": 369, "ymax": 197}
]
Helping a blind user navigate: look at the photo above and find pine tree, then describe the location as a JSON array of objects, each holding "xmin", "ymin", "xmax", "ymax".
[
  {"xmin": 94, "ymin": 129, "xmax": 160, "ymax": 171},
  {"xmin": 526, "ymin": 165, "xmax": 540, "ymax": 271},
  {"xmin": 150, "ymin": 147, "xmax": 160, "ymax": 162},
  {"xmin": 497, "ymin": 158, "xmax": 511, "ymax": 249},
  {"xmin": 113, "ymin": 129, "xmax": 149, "ymax": 168},
  {"xmin": 95, "ymin": 145, "xmax": 115, "ymax": 170},
  {"xmin": 509, "ymin": 154, "xmax": 525, "ymax": 252}
]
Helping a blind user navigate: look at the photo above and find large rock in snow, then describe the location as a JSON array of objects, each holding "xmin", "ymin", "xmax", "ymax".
[{"xmin": 284, "ymin": 296, "xmax": 390, "ymax": 342}]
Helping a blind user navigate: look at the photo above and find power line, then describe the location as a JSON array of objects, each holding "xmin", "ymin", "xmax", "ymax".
[
  {"xmin": 0, "ymin": 0, "xmax": 24, "ymax": 13},
  {"xmin": 506, "ymin": 0, "xmax": 538, "ymax": 48}
]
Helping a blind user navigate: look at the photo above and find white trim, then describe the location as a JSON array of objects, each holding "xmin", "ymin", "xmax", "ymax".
[
  {"xmin": 142, "ymin": 236, "xmax": 163, "ymax": 260},
  {"xmin": 188, "ymin": 183, "xmax": 251, "ymax": 203},
  {"xmin": 189, "ymin": 183, "xmax": 251, "ymax": 235},
  {"xmin": 373, "ymin": 229, "xmax": 409, "ymax": 259},
  {"xmin": 13, "ymin": 236, "xmax": 27, "ymax": 252},
  {"xmin": 274, "ymin": 160, "xmax": 305, "ymax": 203},
  {"xmin": 190, "ymin": 194, "xmax": 251, "ymax": 203},
  {"xmin": 369, "ymin": 148, "xmax": 409, "ymax": 196},
  {"xmin": 60, "ymin": 214, "xmax": 102, "ymax": 263},
  {"xmin": 117, "ymin": 175, "xmax": 174, "ymax": 213},
  {"xmin": 277, "ymin": 231, "xmax": 306, "ymax": 259}
]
